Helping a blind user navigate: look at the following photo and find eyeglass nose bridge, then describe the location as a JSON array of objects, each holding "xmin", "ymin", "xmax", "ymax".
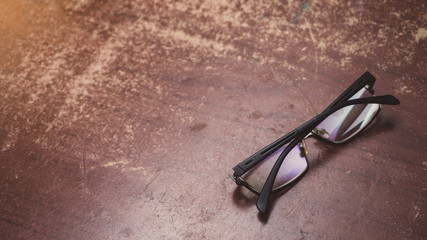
[{"xmin": 300, "ymin": 127, "xmax": 332, "ymax": 157}]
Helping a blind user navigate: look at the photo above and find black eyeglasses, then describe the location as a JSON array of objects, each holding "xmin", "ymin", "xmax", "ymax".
[{"xmin": 230, "ymin": 72, "xmax": 400, "ymax": 214}]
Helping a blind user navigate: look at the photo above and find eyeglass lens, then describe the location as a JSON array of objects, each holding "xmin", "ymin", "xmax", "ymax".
[{"xmin": 313, "ymin": 87, "xmax": 380, "ymax": 142}]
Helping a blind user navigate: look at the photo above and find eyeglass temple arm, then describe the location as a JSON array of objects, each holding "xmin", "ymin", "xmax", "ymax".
[
  {"xmin": 256, "ymin": 94, "xmax": 400, "ymax": 213},
  {"xmin": 232, "ymin": 130, "xmax": 298, "ymax": 176},
  {"xmin": 324, "ymin": 71, "xmax": 376, "ymax": 111}
]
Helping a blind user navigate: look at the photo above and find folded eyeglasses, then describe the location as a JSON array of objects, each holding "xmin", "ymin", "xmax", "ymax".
[{"xmin": 230, "ymin": 72, "xmax": 400, "ymax": 214}]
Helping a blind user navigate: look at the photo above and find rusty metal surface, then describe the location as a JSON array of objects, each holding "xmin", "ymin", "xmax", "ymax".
[{"xmin": 0, "ymin": 0, "xmax": 426, "ymax": 239}]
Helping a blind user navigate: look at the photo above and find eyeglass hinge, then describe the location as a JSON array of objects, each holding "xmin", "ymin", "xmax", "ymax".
[{"xmin": 229, "ymin": 173, "xmax": 244, "ymax": 185}]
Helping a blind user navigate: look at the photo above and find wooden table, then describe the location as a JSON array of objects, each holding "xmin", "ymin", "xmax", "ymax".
[{"xmin": 1, "ymin": 0, "xmax": 426, "ymax": 239}]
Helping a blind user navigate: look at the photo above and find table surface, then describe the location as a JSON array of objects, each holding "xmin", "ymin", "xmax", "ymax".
[{"xmin": 1, "ymin": 0, "xmax": 426, "ymax": 239}]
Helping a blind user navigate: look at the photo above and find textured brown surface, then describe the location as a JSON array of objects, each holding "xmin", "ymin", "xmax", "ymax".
[{"xmin": 1, "ymin": 0, "xmax": 426, "ymax": 239}]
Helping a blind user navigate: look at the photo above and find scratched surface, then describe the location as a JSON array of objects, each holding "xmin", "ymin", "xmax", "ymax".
[{"xmin": 0, "ymin": 0, "xmax": 426, "ymax": 239}]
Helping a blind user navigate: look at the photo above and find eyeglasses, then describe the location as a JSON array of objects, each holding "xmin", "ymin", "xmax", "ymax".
[{"xmin": 230, "ymin": 72, "xmax": 400, "ymax": 214}]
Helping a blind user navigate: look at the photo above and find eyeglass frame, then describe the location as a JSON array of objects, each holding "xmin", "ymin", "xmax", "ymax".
[{"xmin": 230, "ymin": 72, "xmax": 400, "ymax": 214}]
